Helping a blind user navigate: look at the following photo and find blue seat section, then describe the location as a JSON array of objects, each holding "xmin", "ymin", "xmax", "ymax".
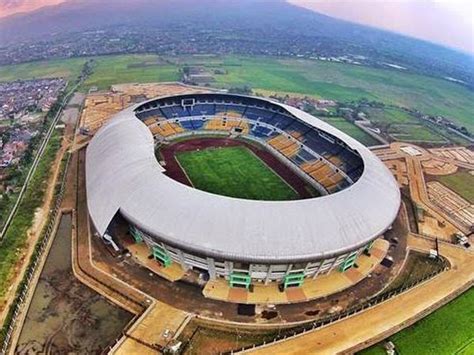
[
  {"xmin": 190, "ymin": 118, "xmax": 205, "ymax": 130},
  {"xmin": 159, "ymin": 107, "xmax": 174, "ymax": 119},
  {"xmin": 270, "ymin": 113, "xmax": 294, "ymax": 130},
  {"xmin": 284, "ymin": 120, "xmax": 312, "ymax": 137},
  {"xmin": 251, "ymin": 125, "xmax": 273, "ymax": 138},
  {"xmin": 244, "ymin": 107, "xmax": 276, "ymax": 123},
  {"xmin": 170, "ymin": 106, "xmax": 190, "ymax": 117},
  {"xmin": 269, "ymin": 113, "xmax": 294, "ymax": 130},
  {"xmin": 303, "ymin": 130, "xmax": 333, "ymax": 156},
  {"xmin": 339, "ymin": 149, "xmax": 363, "ymax": 173},
  {"xmin": 347, "ymin": 165, "xmax": 364, "ymax": 181},
  {"xmin": 190, "ymin": 104, "xmax": 216, "ymax": 116},
  {"xmin": 337, "ymin": 179, "xmax": 351, "ymax": 190},
  {"xmin": 179, "ymin": 120, "xmax": 196, "ymax": 130},
  {"xmin": 215, "ymin": 104, "xmax": 228, "ymax": 114},
  {"xmin": 227, "ymin": 105, "xmax": 247, "ymax": 114},
  {"xmin": 136, "ymin": 110, "xmax": 152, "ymax": 121},
  {"xmin": 291, "ymin": 154, "xmax": 306, "ymax": 165},
  {"xmin": 136, "ymin": 108, "xmax": 164, "ymax": 121},
  {"xmin": 297, "ymin": 149, "xmax": 316, "ymax": 162},
  {"xmin": 323, "ymin": 140, "xmax": 342, "ymax": 157},
  {"xmin": 242, "ymin": 109, "xmax": 263, "ymax": 121}
]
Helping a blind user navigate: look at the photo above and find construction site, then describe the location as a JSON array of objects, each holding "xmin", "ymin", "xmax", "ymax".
[{"xmin": 4, "ymin": 83, "xmax": 473, "ymax": 354}]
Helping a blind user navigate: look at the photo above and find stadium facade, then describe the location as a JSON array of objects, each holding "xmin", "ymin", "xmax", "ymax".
[{"xmin": 86, "ymin": 93, "xmax": 400, "ymax": 287}]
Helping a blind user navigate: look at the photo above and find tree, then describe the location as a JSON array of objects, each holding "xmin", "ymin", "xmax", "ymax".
[{"xmin": 228, "ymin": 85, "xmax": 252, "ymax": 95}]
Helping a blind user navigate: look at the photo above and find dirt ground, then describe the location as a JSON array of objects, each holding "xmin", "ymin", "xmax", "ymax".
[
  {"xmin": 15, "ymin": 214, "xmax": 133, "ymax": 354},
  {"xmin": 80, "ymin": 83, "xmax": 212, "ymax": 133},
  {"xmin": 378, "ymin": 142, "xmax": 472, "ymax": 237}
]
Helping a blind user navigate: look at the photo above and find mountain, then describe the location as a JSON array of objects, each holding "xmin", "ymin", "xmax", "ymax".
[
  {"xmin": 0, "ymin": 0, "xmax": 472, "ymax": 85},
  {"xmin": 0, "ymin": 0, "xmax": 64, "ymax": 18},
  {"xmin": 0, "ymin": 0, "xmax": 371, "ymax": 41}
]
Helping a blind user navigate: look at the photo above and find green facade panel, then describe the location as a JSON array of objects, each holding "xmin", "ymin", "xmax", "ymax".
[
  {"xmin": 283, "ymin": 272, "xmax": 304, "ymax": 289},
  {"xmin": 152, "ymin": 245, "xmax": 172, "ymax": 267},
  {"xmin": 229, "ymin": 273, "xmax": 251, "ymax": 289},
  {"xmin": 365, "ymin": 240, "xmax": 375, "ymax": 252},
  {"xmin": 340, "ymin": 251, "xmax": 358, "ymax": 272},
  {"xmin": 130, "ymin": 226, "xmax": 143, "ymax": 243}
]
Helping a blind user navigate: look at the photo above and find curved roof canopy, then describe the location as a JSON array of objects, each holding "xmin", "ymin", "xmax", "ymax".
[{"xmin": 86, "ymin": 94, "xmax": 400, "ymax": 263}]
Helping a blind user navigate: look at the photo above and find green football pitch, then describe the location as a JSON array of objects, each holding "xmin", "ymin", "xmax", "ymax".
[{"xmin": 175, "ymin": 146, "xmax": 299, "ymax": 201}]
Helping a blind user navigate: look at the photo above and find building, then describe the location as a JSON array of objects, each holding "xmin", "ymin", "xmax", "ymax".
[{"xmin": 86, "ymin": 93, "xmax": 400, "ymax": 289}]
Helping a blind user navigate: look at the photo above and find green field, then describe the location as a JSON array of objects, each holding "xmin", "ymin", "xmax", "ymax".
[
  {"xmin": 361, "ymin": 106, "xmax": 470, "ymax": 145},
  {"xmin": 359, "ymin": 288, "xmax": 474, "ymax": 355},
  {"xmin": 208, "ymin": 56, "xmax": 474, "ymax": 132},
  {"xmin": 363, "ymin": 107, "xmax": 419, "ymax": 125},
  {"xmin": 388, "ymin": 124, "xmax": 447, "ymax": 143},
  {"xmin": 321, "ymin": 117, "xmax": 380, "ymax": 146},
  {"xmin": 82, "ymin": 55, "xmax": 180, "ymax": 90},
  {"xmin": 437, "ymin": 171, "xmax": 474, "ymax": 203},
  {"xmin": 0, "ymin": 55, "xmax": 180, "ymax": 91},
  {"xmin": 175, "ymin": 146, "xmax": 298, "ymax": 201},
  {"xmin": 2, "ymin": 54, "xmax": 474, "ymax": 132},
  {"xmin": 0, "ymin": 57, "xmax": 87, "ymax": 82}
]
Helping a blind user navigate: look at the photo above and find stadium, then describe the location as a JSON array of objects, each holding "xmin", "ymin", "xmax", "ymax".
[{"xmin": 86, "ymin": 93, "xmax": 400, "ymax": 289}]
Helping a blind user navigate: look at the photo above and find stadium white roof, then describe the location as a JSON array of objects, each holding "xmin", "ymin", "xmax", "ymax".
[{"xmin": 86, "ymin": 95, "xmax": 400, "ymax": 263}]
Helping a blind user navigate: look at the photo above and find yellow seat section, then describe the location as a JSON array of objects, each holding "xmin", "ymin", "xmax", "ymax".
[
  {"xmin": 267, "ymin": 134, "xmax": 300, "ymax": 158},
  {"xmin": 150, "ymin": 121, "xmax": 184, "ymax": 137},
  {"xmin": 205, "ymin": 117, "xmax": 249, "ymax": 133}
]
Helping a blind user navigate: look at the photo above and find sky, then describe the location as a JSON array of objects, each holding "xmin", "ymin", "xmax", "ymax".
[
  {"xmin": 0, "ymin": 0, "xmax": 472, "ymax": 53},
  {"xmin": 290, "ymin": 0, "xmax": 474, "ymax": 54}
]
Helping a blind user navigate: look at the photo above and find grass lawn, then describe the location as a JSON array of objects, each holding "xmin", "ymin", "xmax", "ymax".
[
  {"xmin": 175, "ymin": 146, "xmax": 298, "ymax": 201},
  {"xmin": 358, "ymin": 288, "xmax": 474, "ymax": 355},
  {"xmin": 321, "ymin": 117, "xmax": 380, "ymax": 146},
  {"xmin": 437, "ymin": 171, "xmax": 474, "ymax": 203}
]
